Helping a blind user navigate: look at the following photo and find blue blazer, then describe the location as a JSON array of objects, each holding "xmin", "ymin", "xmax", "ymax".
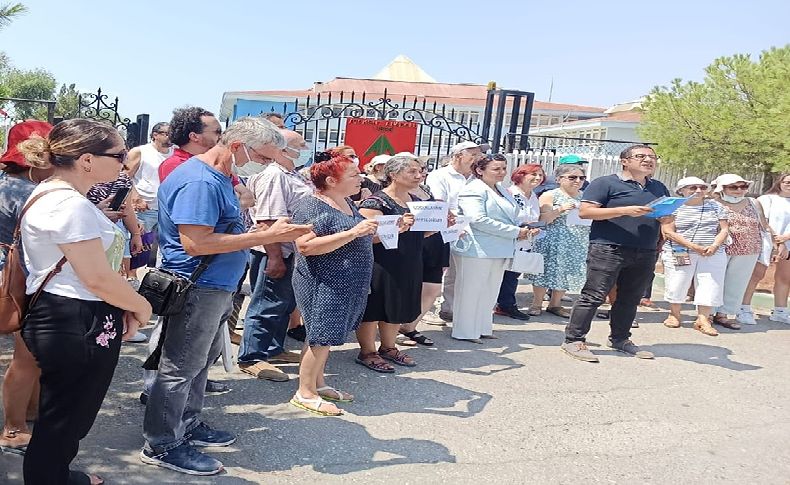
[{"xmin": 452, "ymin": 178, "xmax": 521, "ymax": 258}]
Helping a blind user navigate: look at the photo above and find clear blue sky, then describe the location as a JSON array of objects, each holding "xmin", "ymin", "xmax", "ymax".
[{"xmin": 2, "ymin": 0, "xmax": 788, "ymax": 125}]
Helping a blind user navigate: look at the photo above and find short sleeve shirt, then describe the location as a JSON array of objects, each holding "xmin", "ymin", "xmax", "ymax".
[
  {"xmin": 0, "ymin": 173, "xmax": 36, "ymax": 270},
  {"xmin": 426, "ymin": 165, "xmax": 469, "ymax": 211},
  {"xmin": 157, "ymin": 157, "xmax": 247, "ymax": 291},
  {"xmin": 583, "ymin": 174, "xmax": 670, "ymax": 249},
  {"xmin": 247, "ymin": 162, "xmax": 314, "ymax": 256},
  {"xmin": 86, "ymin": 172, "xmax": 133, "ymax": 205},
  {"xmin": 662, "ymin": 200, "xmax": 727, "ymax": 253}
]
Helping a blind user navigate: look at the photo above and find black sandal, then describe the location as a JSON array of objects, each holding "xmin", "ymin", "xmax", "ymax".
[
  {"xmin": 379, "ymin": 347, "xmax": 417, "ymax": 367},
  {"xmin": 399, "ymin": 330, "xmax": 434, "ymax": 346},
  {"xmin": 355, "ymin": 352, "xmax": 395, "ymax": 373}
]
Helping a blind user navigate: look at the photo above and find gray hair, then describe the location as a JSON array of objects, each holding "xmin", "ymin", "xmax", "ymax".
[
  {"xmin": 220, "ymin": 116, "xmax": 285, "ymax": 149},
  {"xmin": 554, "ymin": 164, "xmax": 585, "ymax": 179},
  {"xmin": 383, "ymin": 154, "xmax": 419, "ymax": 184}
]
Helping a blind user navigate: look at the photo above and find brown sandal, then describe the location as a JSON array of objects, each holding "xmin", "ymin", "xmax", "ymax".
[
  {"xmin": 694, "ymin": 317, "xmax": 718, "ymax": 336},
  {"xmin": 546, "ymin": 306, "xmax": 571, "ymax": 318},
  {"xmin": 712, "ymin": 315, "xmax": 741, "ymax": 330},
  {"xmin": 663, "ymin": 315, "xmax": 681, "ymax": 328},
  {"xmin": 355, "ymin": 352, "xmax": 395, "ymax": 373},
  {"xmin": 378, "ymin": 347, "xmax": 416, "ymax": 367}
]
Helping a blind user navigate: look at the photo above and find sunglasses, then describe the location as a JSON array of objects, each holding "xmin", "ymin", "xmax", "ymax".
[
  {"xmin": 95, "ymin": 151, "xmax": 128, "ymax": 163},
  {"xmin": 685, "ymin": 185, "xmax": 708, "ymax": 191},
  {"xmin": 562, "ymin": 175, "xmax": 587, "ymax": 181},
  {"xmin": 725, "ymin": 184, "xmax": 749, "ymax": 190}
]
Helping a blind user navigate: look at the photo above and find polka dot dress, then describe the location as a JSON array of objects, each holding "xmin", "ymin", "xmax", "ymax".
[{"xmin": 291, "ymin": 196, "xmax": 374, "ymax": 346}]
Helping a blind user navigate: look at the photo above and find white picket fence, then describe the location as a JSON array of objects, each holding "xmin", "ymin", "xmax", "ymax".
[{"xmin": 505, "ymin": 150, "xmax": 766, "ymax": 194}]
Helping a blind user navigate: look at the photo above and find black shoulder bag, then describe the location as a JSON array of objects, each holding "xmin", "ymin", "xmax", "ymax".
[{"xmin": 140, "ymin": 223, "xmax": 236, "ymax": 370}]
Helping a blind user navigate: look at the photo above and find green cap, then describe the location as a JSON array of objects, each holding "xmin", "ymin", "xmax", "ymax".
[{"xmin": 558, "ymin": 154, "xmax": 588, "ymax": 164}]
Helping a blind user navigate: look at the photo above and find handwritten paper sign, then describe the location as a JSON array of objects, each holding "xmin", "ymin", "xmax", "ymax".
[
  {"xmin": 406, "ymin": 201, "xmax": 449, "ymax": 232},
  {"xmin": 566, "ymin": 208, "xmax": 592, "ymax": 227},
  {"xmin": 375, "ymin": 215, "xmax": 401, "ymax": 250},
  {"xmin": 441, "ymin": 215, "xmax": 472, "ymax": 243}
]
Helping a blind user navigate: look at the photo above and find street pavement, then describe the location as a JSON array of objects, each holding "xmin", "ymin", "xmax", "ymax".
[{"xmin": 1, "ymin": 282, "xmax": 789, "ymax": 484}]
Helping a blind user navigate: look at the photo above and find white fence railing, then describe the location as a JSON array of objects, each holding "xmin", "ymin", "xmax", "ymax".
[{"xmin": 506, "ymin": 150, "xmax": 766, "ymax": 194}]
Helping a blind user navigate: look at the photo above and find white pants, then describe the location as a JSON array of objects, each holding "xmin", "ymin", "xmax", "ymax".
[
  {"xmin": 440, "ymin": 255, "xmax": 457, "ymax": 314},
  {"xmin": 719, "ymin": 253, "xmax": 760, "ymax": 315},
  {"xmin": 662, "ymin": 250, "xmax": 726, "ymax": 307},
  {"xmin": 451, "ymin": 255, "xmax": 507, "ymax": 339}
]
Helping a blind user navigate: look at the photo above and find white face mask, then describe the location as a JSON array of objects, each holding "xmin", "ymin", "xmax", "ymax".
[
  {"xmin": 284, "ymin": 147, "xmax": 312, "ymax": 168},
  {"xmin": 721, "ymin": 194, "xmax": 745, "ymax": 203}
]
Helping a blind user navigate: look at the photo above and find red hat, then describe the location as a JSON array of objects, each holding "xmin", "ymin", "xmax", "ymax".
[{"xmin": 1, "ymin": 120, "xmax": 54, "ymax": 167}]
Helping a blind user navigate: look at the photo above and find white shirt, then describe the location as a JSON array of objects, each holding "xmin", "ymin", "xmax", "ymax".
[
  {"xmin": 757, "ymin": 194, "xmax": 790, "ymax": 249},
  {"xmin": 508, "ymin": 186, "xmax": 540, "ymax": 224},
  {"xmin": 133, "ymin": 143, "xmax": 173, "ymax": 209},
  {"xmin": 426, "ymin": 165, "xmax": 470, "ymax": 211},
  {"xmin": 21, "ymin": 182, "xmax": 125, "ymax": 300}
]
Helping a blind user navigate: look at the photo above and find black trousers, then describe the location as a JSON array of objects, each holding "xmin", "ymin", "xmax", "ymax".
[
  {"xmin": 565, "ymin": 244, "xmax": 658, "ymax": 343},
  {"xmin": 21, "ymin": 292, "xmax": 123, "ymax": 485}
]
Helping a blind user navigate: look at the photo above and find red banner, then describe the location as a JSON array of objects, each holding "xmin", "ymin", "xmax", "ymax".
[{"xmin": 344, "ymin": 118, "xmax": 418, "ymax": 169}]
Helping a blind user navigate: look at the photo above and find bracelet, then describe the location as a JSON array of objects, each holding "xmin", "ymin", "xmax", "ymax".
[{"xmin": 131, "ymin": 232, "xmax": 141, "ymax": 236}]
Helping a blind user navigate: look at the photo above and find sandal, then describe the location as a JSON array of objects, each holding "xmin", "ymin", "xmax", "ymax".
[
  {"xmin": 663, "ymin": 315, "xmax": 681, "ymax": 328},
  {"xmin": 355, "ymin": 352, "xmax": 395, "ymax": 373},
  {"xmin": 317, "ymin": 386, "xmax": 354, "ymax": 403},
  {"xmin": 712, "ymin": 315, "xmax": 741, "ymax": 330},
  {"xmin": 395, "ymin": 335, "xmax": 417, "ymax": 346},
  {"xmin": 546, "ymin": 306, "xmax": 571, "ymax": 318},
  {"xmin": 378, "ymin": 347, "xmax": 417, "ymax": 367},
  {"xmin": 694, "ymin": 317, "xmax": 719, "ymax": 336},
  {"xmin": 399, "ymin": 330, "xmax": 434, "ymax": 346},
  {"xmin": 528, "ymin": 306, "xmax": 542, "ymax": 316},
  {"xmin": 0, "ymin": 429, "xmax": 30, "ymax": 456},
  {"xmin": 68, "ymin": 471, "xmax": 104, "ymax": 485},
  {"xmin": 290, "ymin": 391, "xmax": 343, "ymax": 416}
]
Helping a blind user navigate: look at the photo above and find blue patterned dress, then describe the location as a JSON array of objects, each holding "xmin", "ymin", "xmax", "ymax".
[
  {"xmin": 291, "ymin": 196, "xmax": 374, "ymax": 346},
  {"xmin": 528, "ymin": 189, "xmax": 589, "ymax": 292}
]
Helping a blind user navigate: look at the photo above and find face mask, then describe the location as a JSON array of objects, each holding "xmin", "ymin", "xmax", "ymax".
[
  {"xmin": 284, "ymin": 147, "xmax": 312, "ymax": 168},
  {"xmin": 721, "ymin": 194, "xmax": 744, "ymax": 203}
]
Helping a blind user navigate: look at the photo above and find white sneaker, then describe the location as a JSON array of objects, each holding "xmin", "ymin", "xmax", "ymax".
[
  {"xmin": 126, "ymin": 331, "xmax": 148, "ymax": 343},
  {"xmin": 769, "ymin": 312, "xmax": 790, "ymax": 325},
  {"xmin": 736, "ymin": 311, "xmax": 757, "ymax": 325}
]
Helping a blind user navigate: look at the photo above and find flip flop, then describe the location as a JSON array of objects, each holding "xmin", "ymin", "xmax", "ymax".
[
  {"xmin": 290, "ymin": 392, "xmax": 343, "ymax": 416},
  {"xmin": 317, "ymin": 386, "xmax": 354, "ymax": 403}
]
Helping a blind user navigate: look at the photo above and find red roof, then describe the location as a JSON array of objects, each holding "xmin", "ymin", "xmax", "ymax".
[{"xmin": 228, "ymin": 77, "xmax": 606, "ymax": 114}]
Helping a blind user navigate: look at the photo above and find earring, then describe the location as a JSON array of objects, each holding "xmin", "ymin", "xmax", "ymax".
[{"xmin": 83, "ymin": 165, "xmax": 91, "ymax": 173}]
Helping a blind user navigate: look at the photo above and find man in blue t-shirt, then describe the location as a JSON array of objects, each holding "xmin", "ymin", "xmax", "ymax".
[
  {"xmin": 561, "ymin": 145, "xmax": 670, "ymax": 363},
  {"xmin": 141, "ymin": 117, "xmax": 312, "ymax": 476}
]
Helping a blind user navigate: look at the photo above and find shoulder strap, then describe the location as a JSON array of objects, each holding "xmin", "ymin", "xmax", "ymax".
[
  {"xmin": 187, "ymin": 222, "xmax": 238, "ymax": 283},
  {"xmin": 13, "ymin": 187, "xmax": 76, "ymax": 240}
]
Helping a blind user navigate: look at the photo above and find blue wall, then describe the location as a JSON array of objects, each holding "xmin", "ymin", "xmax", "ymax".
[{"xmin": 232, "ymin": 99, "xmax": 297, "ymax": 128}]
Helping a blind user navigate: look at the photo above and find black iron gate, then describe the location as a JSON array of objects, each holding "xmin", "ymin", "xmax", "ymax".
[
  {"xmin": 267, "ymin": 86, "xmax": 535, "ymax": 165},
  {"xmin": 77, "ymin": 88, "xmax": 149, "ymax": 148}
]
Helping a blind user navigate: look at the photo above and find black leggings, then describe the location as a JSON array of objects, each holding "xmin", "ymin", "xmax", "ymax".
[{"xmin": 21, "ymin": 292, "xmax": 123, "ymax": 485}]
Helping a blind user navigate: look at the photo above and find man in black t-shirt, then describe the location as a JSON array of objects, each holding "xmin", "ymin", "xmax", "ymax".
[{"xmin": 561, "ymin": 145, "xmax": 670, "ymax": 363}]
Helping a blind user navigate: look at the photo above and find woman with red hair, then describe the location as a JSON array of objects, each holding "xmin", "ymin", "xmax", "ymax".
[
  {"xmin": 289, "ymin": 156, "xmax": 378, "ymax": 415},
  {"xmin": 494, "ymin": 163, "xmax": 546, "ymax": 319}
]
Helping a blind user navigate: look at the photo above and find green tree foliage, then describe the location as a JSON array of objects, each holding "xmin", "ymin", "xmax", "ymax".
[
  {"xmin": 0, "ymin": 2, "xmax": 26, "ymax": 30},
  {"xmin": 2, "ymin": 67, "xmax": 56, "ymax": 119},
  {"xmin": 54, "ymin": 83, "xmax": 80, "ymax": 119},
  {"xmin": 639, "ymin": 45, "xmax": 790, "ymax": 174}
]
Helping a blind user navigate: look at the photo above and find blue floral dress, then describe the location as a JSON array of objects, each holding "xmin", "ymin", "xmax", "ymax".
[{"xmin": 528, "ymin": 189, "xmax": 589, "ymax": 292}]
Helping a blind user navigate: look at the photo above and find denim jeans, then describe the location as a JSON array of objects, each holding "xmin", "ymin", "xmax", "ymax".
[
  {"xmin": 238, "ymin": 251, "xmax": 295, "ymax": 363},
  {"xmin": 142, "ymin": 286, "xmax": 233, "ymax": 452},
  {"xmin": 496, "ymin": 270, "xmax": 520, "ymax": 309},
  {"xmin": 136, "ymin": 209, "xmax": 159, "ymax": 267},
  {"xmin": 565, "ymin": 244, "xmax": 658, "ymax": 344}
]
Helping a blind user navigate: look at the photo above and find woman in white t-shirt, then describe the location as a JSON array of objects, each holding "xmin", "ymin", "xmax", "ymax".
[
  {"xmin": 741, "ymin": 174, "xmax": 790, "ymax": 324},
  {"xmin": 17, "ymin": 119, "xmax": 152, "ymax": 485}
]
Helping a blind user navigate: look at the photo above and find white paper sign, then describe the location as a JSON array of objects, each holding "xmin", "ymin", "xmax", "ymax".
[
  {"xmin": 375, "ymin": 215, "xmax": 401, "ymax": 250},
  {"xmin": 565, "ymin": 208, "xmax": 592, "ymax": 227},
  {"xmin": 441, "ymin": 215, "xmax": 472, "ymax": 243},
  {"xmin": 407, "ymin": 201, "xmax": 449, "ymax": 232}
]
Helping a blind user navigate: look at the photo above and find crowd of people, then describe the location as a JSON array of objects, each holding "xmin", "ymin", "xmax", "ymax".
[{"xmin": 1, "ymin": 111, "xmax": 789, "ymax": 482}]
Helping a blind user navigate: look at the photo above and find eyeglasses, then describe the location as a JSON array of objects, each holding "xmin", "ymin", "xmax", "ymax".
[
  {"xmin": 628, "ymin": 154, "xmax": 658, "ymax": 161},
  {"xmin": 725, "ymin": 184, "xmax": 749, "ymax": 190},
  {"xmin": 95, "ymin": 151, "xmax": 127, "ymax": 163},
  {"xmin": 562, "ymin": 175, "xmax": 587, "ymax": 181},
  {"xmin": 246, "ymin": 145, "xmax": 272, "ymax": 163},
  {"xmin": 685, "ymin": 185, "xmax": 708, "ymax": 191},
  {"xmin": 154, "ymin": 131, "xmax": 170, "ymax": 136}
]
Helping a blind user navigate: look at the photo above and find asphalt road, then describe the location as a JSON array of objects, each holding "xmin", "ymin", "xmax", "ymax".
[{"xmin": 2, "ymin": 284, "xmax": 789, "ymax": 484}]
